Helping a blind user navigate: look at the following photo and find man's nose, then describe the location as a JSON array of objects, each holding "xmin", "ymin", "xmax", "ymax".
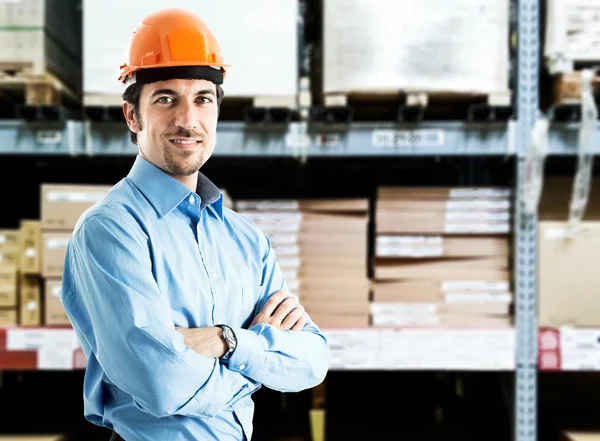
[{"xmin": 174, "ymin": 101, "xmax": 198, "ymax": 130}]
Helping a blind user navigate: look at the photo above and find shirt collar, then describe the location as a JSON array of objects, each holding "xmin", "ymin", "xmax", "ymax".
[
  {"xmin": 197, "ymin": 171, "xmax": 224, "ymax": 219},
  {"xmin": 127, "ymin": 155, "xmax": 223, "ymax": 220}
]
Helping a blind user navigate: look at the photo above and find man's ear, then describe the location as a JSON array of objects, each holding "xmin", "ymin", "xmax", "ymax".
[{"xmin": 123, "ymin": 101, "xmax": 140, "ymax": 133}]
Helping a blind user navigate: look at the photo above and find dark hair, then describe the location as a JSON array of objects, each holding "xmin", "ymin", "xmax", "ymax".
[{"xmin": 122, "ymin": 82, "xmax": 225, "ymax": 145}]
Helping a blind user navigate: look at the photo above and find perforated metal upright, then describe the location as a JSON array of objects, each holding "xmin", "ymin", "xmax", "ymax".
[{"xmin": 515, "ymin": 1, "xmax": 540, "ymax": 441}]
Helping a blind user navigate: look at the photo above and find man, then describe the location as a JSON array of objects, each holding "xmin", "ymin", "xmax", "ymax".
[{"xmin": 60, "ymin": 8, "xmax": 329, "ymax": 441}]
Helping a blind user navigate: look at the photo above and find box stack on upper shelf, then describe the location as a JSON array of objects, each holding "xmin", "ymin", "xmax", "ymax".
[
  {"xmin": 321, "ymin": 0, "xmax": 511, "ymax": 116},
  {"xmin": 544, "ymin": 0, "xmax": 600, "ymax": 106},
  {"xmin": 40, "ymin": 183, "xmax": 112, "ymax": 326},
  {"xmin": 83, "ymin": 0, "xmax": 299, "ymax": 114},
  {"xmin": 372, "ymin": 187, "xmax": 513, "ymax": 328},
  {"xmin": 235, "ymin": 198, "xmax": 371, "ymax": 327},
  {"xmin": 0, "ymin": 0, "xmax": 82, "ymax": 107}
]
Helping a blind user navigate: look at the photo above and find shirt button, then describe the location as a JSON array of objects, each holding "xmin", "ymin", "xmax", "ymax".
[
  {"xmin": 188, "ymin": 195, "xmax": 195, "ymax": 204},
  {"xmin": 238, "ymin": 364, "xmax": 246, "ymax": 370},
  {"xmin": 211, "ymin": 272, "xmax": 218, "ymax": 279}
]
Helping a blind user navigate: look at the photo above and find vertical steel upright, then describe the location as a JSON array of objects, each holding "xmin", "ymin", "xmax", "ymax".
[{"xmin": 515, "ymin": 0, "xmax": 540, "ymax": 440}]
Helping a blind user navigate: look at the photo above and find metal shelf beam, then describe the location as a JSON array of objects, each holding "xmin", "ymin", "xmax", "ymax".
[
  {"xmin": 0, "ymin": 120, "xmax": 513, "ymax": 157},
  {"xmin": 0, "ymin": 119, "xmax": 593, "ymax": 158}
]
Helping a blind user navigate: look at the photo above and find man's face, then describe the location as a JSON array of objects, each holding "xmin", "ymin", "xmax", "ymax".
[{"xmin": 125, "ymin": 78, "xmax": 219, "ymax": 178}]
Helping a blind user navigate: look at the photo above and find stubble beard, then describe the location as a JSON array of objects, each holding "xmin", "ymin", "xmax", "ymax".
[{"xmin": 164, "ymin": 146, "xmax": 205, "ymax": 176}]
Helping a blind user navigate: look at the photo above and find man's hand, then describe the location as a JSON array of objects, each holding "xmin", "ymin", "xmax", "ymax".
[
  {"xmin": 250, "ymin": 290, "xmax": 306, "ymax": 331},
  {"xmin": 175, "ymin": 326, "xmax": 228, "ymax": 359}
]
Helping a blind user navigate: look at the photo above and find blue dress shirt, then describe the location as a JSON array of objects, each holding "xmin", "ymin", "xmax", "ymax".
[{"xmin": 60, "ymin": 155, "xmax": 329, "ymax": 441}]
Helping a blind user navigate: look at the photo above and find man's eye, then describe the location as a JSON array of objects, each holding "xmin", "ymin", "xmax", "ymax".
[
  {"xmin": 156, "ymin": 96, "xmax": 174, "ymax": 104},
  {"xmin": 197, "ymin": 96, "xmax": 212, "ymax": 104}
]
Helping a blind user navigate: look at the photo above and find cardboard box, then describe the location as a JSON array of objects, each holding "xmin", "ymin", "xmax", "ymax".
[
  {"xmin": 303, "ymin": 299, "xmax": 370, "ymax": 316},
  {"xmin": 44, "ymin": 278, "xmax": 70, "ymax": 326},
  {"xmin": 0, "ymin": 229, "xmax": 20, "ymax": 247},
  {"xmin": 373, "ymin": 279, "xmax": 509, "ymax": 298},
  {"xmin": 371, "ymin": 312, "xmax": 512, "ymax": 328},
  {"xmin": 0, "ymin": 264, "xmax": 18, "ymax": 285},
  {"xmin": 309, "ymin": 312, "xmax": 370, "ymax": 327},
  {"xmin": 539, "ymin": 221, "xmax": 600, "ymax": 326},
  {"xmin": 0, "ymin": 309, "xmax": 18, "ymax": 326},
  {"xmin": 41, "ymin": 231, "xmax": 71, "ymax": 278},
  {"xmin": 371, "ymin": 301, "xmax": 510, "ymax": 317},
  {"xmin": 374, "ymin": 257, "xmax": 509, "ymax": 281},
  {"xmin": 20, "ymin": 220, "xmax": 41, "ymax": 274},
  {"xmin": 41, "ymin": 184, "xmax": 111, "ymax": 230},
  {"xmin": 0, "ymin": 246, "xmax": 20, "ymax": 267},
  {"xmin": 20, "ymin": 275, "xmax": 41, "ymax": 326},
  {"xmin": 376, "ymin": 210, "xmax": 510, "ymax": 235},
  {"xmin": 562, "ymin": 432, "xmax": 600, "ymax": 441},
  {"xmin": 376, "ymin": 235, "xmax": 509, "ymax": 258}
]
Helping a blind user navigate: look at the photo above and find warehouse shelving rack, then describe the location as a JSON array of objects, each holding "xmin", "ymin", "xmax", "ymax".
[{"xmin": 0, "ymin": 1, "xmax": 592, "ymax": 440}]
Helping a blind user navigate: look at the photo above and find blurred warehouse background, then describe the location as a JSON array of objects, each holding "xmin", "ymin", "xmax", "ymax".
[{"xmin": 0, "ymin": 1, "xmax": 600, "ymax": 440}]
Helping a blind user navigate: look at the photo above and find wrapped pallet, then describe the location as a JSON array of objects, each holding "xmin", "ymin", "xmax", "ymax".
[
  {"xmin": 0, "ymin": 0, "xmax": 82, "ymax": 93},
  {"xmin": 544, "ymin": 0, "xmax": 600, "ymax": 73},
  {"xmin": 323, "ymin": 0, "xmax": 510, "ymax": 99},
  {"xmin": 83, "ymin": 0, "xmax": 299, "ymax": 105}
]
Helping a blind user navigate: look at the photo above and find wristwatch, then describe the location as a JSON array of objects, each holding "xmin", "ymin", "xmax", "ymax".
[{"xmin": 218, "ymin": 324, "xmax": 237, "ymax": 361}]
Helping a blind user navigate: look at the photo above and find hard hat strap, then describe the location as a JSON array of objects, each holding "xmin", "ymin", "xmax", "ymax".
[{"xmin": 127, "ymin": 65, "xmax": 224, "ymax": 88}]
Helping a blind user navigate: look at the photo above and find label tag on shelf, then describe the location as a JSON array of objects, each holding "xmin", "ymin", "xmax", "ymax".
[
  {"xmin": 36, "ymin": 130, "xmax": 62, "ymax": 145},
  {"xmin": 372, "ymin": 129, "xmax": 445, "ymax": 148},
  {"xmin": 37, "ymin": 347, "xmax": 74, "ymax": 370},
  {"xmin": 7, "ymin": 329, "xmax": 78, "ymax": 351}
]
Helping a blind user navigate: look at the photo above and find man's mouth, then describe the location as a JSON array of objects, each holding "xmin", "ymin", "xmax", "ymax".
[{"xmin": 169, "ymin": 138, "xmax": 201, "ymax": 147}]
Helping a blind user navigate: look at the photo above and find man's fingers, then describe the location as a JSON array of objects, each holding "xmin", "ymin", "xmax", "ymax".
[
  {"xmin": 281, "ymin": 304, "xmax": 305, "ymax": 330},
  {"xmin": 261, "ymin": 290, "xmax": 288, "ymax": 316},
  {"xmin": 290, "ymin": 316, "xmax": 306, "ymax": 331},
  {"xmin": 272, "ymin": 296, "xmax": 300, "ymax": 324}
]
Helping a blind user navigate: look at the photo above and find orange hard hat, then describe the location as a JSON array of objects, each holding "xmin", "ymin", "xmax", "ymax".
[{"xmin": 117, "ymin": 8, "xmax": 229, "ymax": 87}]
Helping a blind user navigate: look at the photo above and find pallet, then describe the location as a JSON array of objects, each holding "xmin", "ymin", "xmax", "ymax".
[
  {"xmin": 552, "ymin": 71, "xmax": 600, "ymax": 106},
  {"xmin": 315, "ymin": 89, "xmax": 513, "ymax": 123},
  {"xmin": 0, "ymin": 68, "xmax": 80, "ymax": 119}
]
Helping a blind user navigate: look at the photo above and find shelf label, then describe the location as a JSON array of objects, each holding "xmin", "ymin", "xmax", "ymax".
[
  {"xmin": 372, "ymin": 129, "xmax": 445, "ymax": 148},
  {"xmin": 46, "ymin": 237, "xmax": 70, "ymax": 249},
  {"xmin": 441, "ymin": 281, "xmax": 510, "ymax": 292},
  {"xmin": 37, "ymin": 347, "xmax": 74, "ymax": 370},
  {"xmin": 47, "ymin": 191, "xmax": 106, "ymax": 203},
  {"xmin": 450, "ymin": 188, "xmax": 512, "ymax": 199},
  {"xmin": 236, "ymin": 200, "xmax": 299, "ymax": 211},
  {"xmin": 7, "ymin": 329, "xmax": 78, "ymax": 351},
  {"xmin": 36, "ymin": 130, "xmax": 62, "ymax": 145}
]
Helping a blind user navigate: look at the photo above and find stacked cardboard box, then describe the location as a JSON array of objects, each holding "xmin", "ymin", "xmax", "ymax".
[
  {"xmin": 40, "ymin": 183, "xmax": 111, "ymax": 326},
  {"xmin": 372, "ymin": 187, "xmax": 513, "ymax": 328},
  {"xmin": 538, "ymin": 177, "xmax": 600, "ymax": 327},
  {"xmin": 0, "ymin": 229, "xmax": 20, "ymax": 326},
  {"xmin": 235, "ymin": 199, "xmax": 370, "ymax": 327},
  {"xmin": 0, "ymin": 220, "xmax": 43, "ymax": 326}
]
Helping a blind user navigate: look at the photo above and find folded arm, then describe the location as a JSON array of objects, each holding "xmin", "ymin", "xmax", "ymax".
[
  {"xmin": 225, "ymin": 233, "xmax": 330, "ymax": 393},
  {"xmin": 61, "ymin": 213, "xmax": 259, "ymax": 419}
]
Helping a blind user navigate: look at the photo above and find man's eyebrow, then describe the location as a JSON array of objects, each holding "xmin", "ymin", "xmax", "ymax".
[
  {"xmin": 196, "ymin": 89, "xmax": 216, "ymax": 97},
  {"xmin": 150, "ymin": 88, "xmax": 177, "ymax": 99}
]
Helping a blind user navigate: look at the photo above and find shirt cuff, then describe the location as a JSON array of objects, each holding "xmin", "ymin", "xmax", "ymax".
[{"xmin": 226, "ymin": 326, "xmax": 265, "ymax": 373}]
